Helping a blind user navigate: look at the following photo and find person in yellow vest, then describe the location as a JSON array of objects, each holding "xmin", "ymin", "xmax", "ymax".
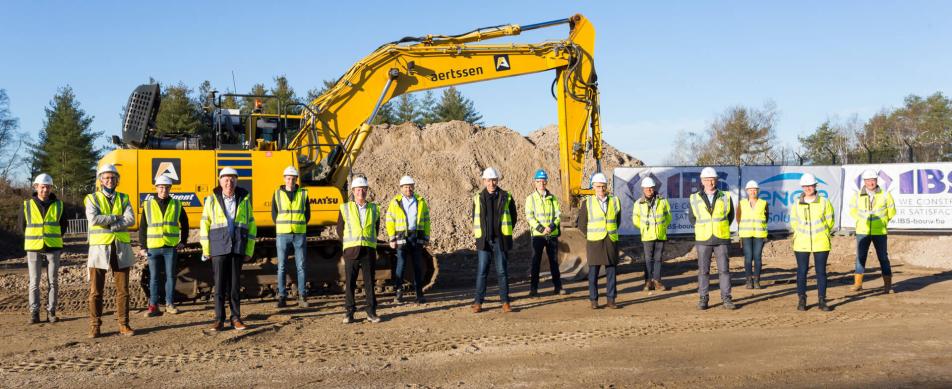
[
  {"xmin": 790, "ymin": 173, "xmax": 835, "ymax": 311},
  {"xmin": 200, "ymin": 167, "xmax": 256, "ymax": 332},
  {"xmin": 337, "ymin": 175, "xmax": 382, "ymax": 323},
  {"xmin": 688, "ymin": 167, "xmax": 736, "ymax": 310},
  {"xmin": 632, "ymin": 176, "xmax": 672, "ymax": 292},
  {"xmin": 21, "ymin": 173, "xmax": 66, "ymax": 324},
  {"xmin": 471, "ymin": 167, "xmax": 517, "ymax": 314},
  {"xmin": 525, "ymin": 169, "xmax": 566, "ymax": 297},
  {"xmin": 272, "ymin": 166, "xmax": 310, "ymax": 308},
  {"xmin": 849, "ymin": 168, "xmax": 897, "ymax": 294},
  {"xmin": 737, "ymin": 180, "xmax": 769, "ymax": 290},
  {"xmin": 578, "ymin": 172, "xmax": 621, "ymax": 309},
  {"xmin": 85, "ymin": 164, "xmax": 136, "ymax": 338},
  {"xmin": 137, "ymin": 175, "xmax": 188, "ymax": 317},
  {"xmin": 386, "ymin": 175, "xmax": 431, "ymax": 304}
]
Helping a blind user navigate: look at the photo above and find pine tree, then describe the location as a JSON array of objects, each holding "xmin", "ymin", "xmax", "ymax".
[
  {"xmin": 154, "ymin": 82, "xmax": 202, "ymax": 136},
  {"xmin": 371, "ymin": 102, "xmax": 397, "ymax": 125},
  {"xmin": 30, "ymin": 86, "xmax": 102, "ymax": 201},
  {"xmin": 417, "ymin": 90, "xmax": 438, "ymax": 125},
  {"xmin": 798, "ymin": 121, "xmax": 849, "ymax": 165},
  {"xmin": 434, "ymin": 87, "xmax": 482, "ymax": 125},
  {"xmin": 264, "ymin": 75, "xmax": 299, "ymax": 115},
  {"xmin": 242, "ymin": 84, "xmax": 268, "ymax": 114},
  {"xmin": 395, "ymin": 94, "xmax": 419, "ymax": 125}
]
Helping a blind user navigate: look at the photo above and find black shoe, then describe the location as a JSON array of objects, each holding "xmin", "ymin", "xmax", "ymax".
[
  {"xmin": 415, "ymin": 297, "xmax": 427, "ymax": 304},
  {"xmin": 528, "ymin": 290, "xmax": 539, "ymax": 298},
  {"xmin": 818, "ymin": 297, "xmax": 832, "ymax": 312},
  {"xmin": 753, "ymin": 277, "xmax": 763, "ymax": 289},
  {"xmin": 342, "ymin": 313, "xmax": 355, "ymax": 324},
  {"xmin": 722, "ymin": 297, "xmax": 736, "ymax": 310},
  {"xmin": 797, "ymin": 295, "xmax": 807, "ymax": 311},
  {"xmin": 30, "ymin": 311, "xmax": 40, "ymax": 324},
  {"xmin": 298, "ymin": 297, "xmax": 310, "ymax": 308},
  {"xmin": 47, "ymin": 311, "xmax": 58, "ymax": 323},
  {"xmin": 276, "ymin": 297, "xmax": 287, "ymax": 308},
  {"xmin": 394, "ymin": 290, "xmax": 403, "ymax": 304},
  {"xmin": 698, "ymin": 297, "xmax": 709, "ymax": 310},
  {"xmin": 590, "ymin": 300, "xmax": 599, "ymax": 309},
  {"xmin": 367, "ymin": 313, "xmax": 382, "ymax": 323},
  {"xmin": 745, "ymin": 277, "xmax": 754, "ymax": 289}
]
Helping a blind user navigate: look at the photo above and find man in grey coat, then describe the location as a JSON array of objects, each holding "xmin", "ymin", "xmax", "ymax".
[{"xmin": 578, "ymin": 173, "xmax": 622, "ymax": 309}]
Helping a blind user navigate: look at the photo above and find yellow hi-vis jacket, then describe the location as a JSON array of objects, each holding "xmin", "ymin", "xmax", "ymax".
[
  {"xmin": 385, "ymin": 194, "xmax": 430, "ymax": 243},
  {"xmin": 200, "ymin": 190, "xmax": 256, "ymax": 257},
  {"xmin": 143, "ymin": 198, "xmax": 182, "ymax": 249},
  {"xmin": 586, "ymin": 195, "xmax": 620, "ymax": 242},
  {"xmin": 689, "ymin": 191, "xmax": 732, "ymax": 242},
  {"xmin": 738, "ymin": 198, "xmax": 768, "ymax": 239},
  {"xmin": 23, "ymin": 198, "xmax": 63, "ymax": 250},
  {"xmin": 341, "ymin": 202, "xmax": 379, "ymax": 250},
  {"xmin": 274, "ymin": 187, "xmax": 308, "ymax": 234},
  {"xmin": 524, "ymin": 190, "xmax": 561, "ymax": 237},
  {"xmin": 85, "ymin": 192, "xmax": 131, "ymax": 245},
  {"xmin": 473, "ymin": 192, "xmax": 514, "ymax": 239},
  {"xmin": 849, "ymin": 187, "xmax": 895, "ymax": 236},
  {"xmin": 632, "ymin": 196, "xmax": 671, "ymax": 241},
  {"xmin": 790, "ymin": 195, "xmax": 835, "ymax": 252}
]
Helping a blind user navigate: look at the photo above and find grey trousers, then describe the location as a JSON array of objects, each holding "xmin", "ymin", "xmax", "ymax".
[
  {"xmin": 27, "ymin": 251, "xmax": 60, "ymax": 313},
  {"xmin": 697, "ymin": 244, "xmax": 731, "ymax": 299}
]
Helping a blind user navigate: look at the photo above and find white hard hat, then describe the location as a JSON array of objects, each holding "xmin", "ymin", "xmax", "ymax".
[
  {"xmin": 591, "ymin": 173, "xmax": 608, "ymax": 184},
  {"xmin": 799, "ymin": 173, "xmax": 818, "ymax": 186},
  {"xmin": 350, "ymin": 176, "xmax": 369, "ymax": 189},
  {"xmin": 155, "ymin": 175, "xmax": 174, "ymax": 186},
  {"xmin": 219, "ymin": 167, "xmax": 239, "ymax": 177},
  {"xmin": 640, "ymin": 177, "xmax": 656, "ymax": 188},
  {"xmin": 97, "ymin": 164, "xmax": 119, "ymax": 177},
  {"xmin": 861, "ymin": 169, "xmax": 878, "ymax": 180},
  {"xmin": 283, "ymin": 165, "xmax": 299, "ymax": 177},
  {"xmin": 481, "ymin": 167, "xmax": 500, "ymax": 180},
  {"xmin": 399, "ymin": 175, "xmax": 416, "ymax": 186},
  {"xmin": 33, "ymin": 173, "xmax": 53, "ymax": 186},
  {"xmin": 700, "ymin": 167, "xmax": 718, "ymax": 178},
  {"xmin": 745, "ymin": 180, "xmax": 759, "ymax": 190}
]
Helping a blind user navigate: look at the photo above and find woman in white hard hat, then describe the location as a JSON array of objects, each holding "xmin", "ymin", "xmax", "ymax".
[
  {"xmin": 790, "ymin": 173, "xmax": 835, "ymax": 312},
  {"xmin": 737, "ymin": 180, "xmax": 769, "ymax": 289},
  {"xmin": 578, "ymin": 172, "xmax": 622, "ymax": 309},
  {"xmin": 21, "ymin": 173, "xmax": 67, "ymax": 324}
]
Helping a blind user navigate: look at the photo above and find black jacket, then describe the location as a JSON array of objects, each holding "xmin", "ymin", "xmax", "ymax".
[
  {"xmin": 473, "ymin": 188, "xmax": 517, "ymax": 251},
  {"xmin": 19, "ymin": 193, "xmax": 68, "ymax": 252}
]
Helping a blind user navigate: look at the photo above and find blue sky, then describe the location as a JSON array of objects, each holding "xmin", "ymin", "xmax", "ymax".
[{"xmin": 2, "ymin": 1, "xmax": 950, "ymax": 167}]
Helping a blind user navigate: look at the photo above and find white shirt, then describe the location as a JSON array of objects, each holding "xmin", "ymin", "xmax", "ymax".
[
  {"xmin": 356, "ymin": 201, "xmax": 368, "ymax": 225},
  {"xmin": 223, "ymin": 192, "xmax": 237, "ymax": 233},
  {"xmin": 596, "ymin": 195, "xmax": 609, "ymax": 213},
  {"xmin": 401, "ymin": 195, "xmax": 418, "ymax": 231}
]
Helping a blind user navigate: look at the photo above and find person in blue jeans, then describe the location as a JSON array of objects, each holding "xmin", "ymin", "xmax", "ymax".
[
  {"xmin": 138, "ymin": 175, "xmax": 188, "ymax": 317},
  {"xmin": 272, "ymin": 166, "xmax": 311, "ymax": 308},
  {"xmin": 471, "ymin": 167, "xmax": 517, "ymax": 314}
]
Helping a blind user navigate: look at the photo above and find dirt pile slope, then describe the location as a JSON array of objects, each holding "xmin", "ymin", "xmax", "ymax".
[{"xmin": 353, "ymin": 121, "xmax": 643, "ymax": 254}]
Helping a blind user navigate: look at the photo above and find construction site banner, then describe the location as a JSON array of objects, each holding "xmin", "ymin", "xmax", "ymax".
[
  {"xmin": 738, "ymin": 166, "xmax": 844, "ymax": 231},
  {"xmin": 614, "ymin": 166, "xmax": 741, "ymax": 236},
  {"xmin": 841, "ymin": 163, "xmax": 952, "ymax": 230}
]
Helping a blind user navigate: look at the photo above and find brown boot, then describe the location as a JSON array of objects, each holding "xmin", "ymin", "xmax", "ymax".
[
  {"xmin": 654, "ymin": 279, "xmax": 669, "ymax": 291},
  {"xmin": 88, "ymin": 325, "xmax": 101, "ymax": 339},
  {"xmin": 883, "ymin": 276, "xmax": 893, "ymax": 294},
  {"xmin": 118, "ymin": 324, "xmax": 135, "ymax": 336},
  {"xmin": 501, "ymin": 303, "xmax": 513, "ymax": 313},
  {"xmin": 606, "ymin": 299, "xmax": 620, "ymax": 309},
  {"xmin": 849, "ymin": 274, "xmax": 863, "ymax": 292},
  {"xmin": 471, "ymin": 304, "xmax": 482, "ymax": 314}
]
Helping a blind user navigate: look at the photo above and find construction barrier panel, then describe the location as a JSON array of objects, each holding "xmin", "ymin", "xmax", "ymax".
[
  {"xmin": 841, "ymin": 163, "xmax": 952, "ymax": 230},
  {"xmin": 738, "ymin": 166, "xmax": 844, "ymax": 232}
]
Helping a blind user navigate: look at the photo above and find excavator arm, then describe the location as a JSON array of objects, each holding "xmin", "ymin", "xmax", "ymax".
[{"xmin": 288, "ymin": 14, "xmax": 601, "ymax": 208}]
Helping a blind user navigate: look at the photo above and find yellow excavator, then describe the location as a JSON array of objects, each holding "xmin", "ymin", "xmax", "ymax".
[{"xmin": 102, "ymin": 14, "xmax": 601, "ymax": 301}]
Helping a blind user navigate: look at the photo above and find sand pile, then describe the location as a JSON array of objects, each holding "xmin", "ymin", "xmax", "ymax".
[{"xmin": 353, "ymin": 121, "xmax": 643, "ymax": 254}]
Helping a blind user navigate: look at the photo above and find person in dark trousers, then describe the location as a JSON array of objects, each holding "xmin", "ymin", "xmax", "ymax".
[
  {"xmin": 138, "ymin": 175, "xmax": 188, "ymax": 317},
  {"xmin": 200, "ymin": 167, "xmax": 256, "ymax": 332},
  {"xmin": 737, "ymin": 180, "xmax": 769, "ymax": 289},
  {"xmin": 20, "ymin": 173, "xmax": 67, "ymax": 324},
  {"xmin": 337, "ymin": 175, "xmax": 382, "ymax": 324},
  {"xmin": 272, "ymin": 166, "xmax": 311, "ymax": 308},
  {"xmin": 385, "ymin": 175, "xmax": 431, "ymax": 304},
  {"xmin": 631, "ymin": 176, "xmax": 672, "ymax": 292},
  {"xmin": 524, "ymin": 169, "xmax": 566, "ymax": 297},
  {"xmin": 688, "ymin": 167, "xmax": 736, "ymax": 310},
  {"xmin": 790, "ymin": 173, "xmax": 835, "ymax": 312},
  {"xmin": 471, "ymin": 167, "xmax": 518, "ymax": 314},
  {"xmin": 578, "ymin": 172, "xmax": 622, "ymax": 309}
]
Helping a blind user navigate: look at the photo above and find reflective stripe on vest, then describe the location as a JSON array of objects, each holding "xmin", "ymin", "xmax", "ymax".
[
  {"xmin": 385, "ymin": 194, "xmax": 430, "ymax": 239},
  {"xmin": 525, "ymin": 191, "xmax": 560, "ymax": 237},
  {"xmin": 738, "ymin": 198, "xmax": 768, "ymax": 239},
  {"xmin": 275, "ymin": 188, "xmax": 307, "ymax": 234},
  {"xmin": 473, "ymin": 192, "xmax": 513, "ymax": 239},
  {"xmin": 85, "ymin": 192, "xmax": 131, "ymax": 245},
  {"xmin": 689, "ymin": 191, "xmax": 731, "ymax": 241},
  {"xmin": 144, "ymin": 198, "xmax": 182, "ymax": 248},
  {"xmin": 851, "ymin": 190, "xmax": 892, "ymax": 235},
  {"xmin": 199, "ymin": 194, "xmax": 256, "ymax": 257},
  {"xmin": 633, "ymin": 197, "xmax": 669, "ymax": 241},
  {"xmin": 23, "ymin": 199, "xmax": 63, "ymax": 250},
  {"xmin": 791, "ymin": 197, "xmax": 833, "ymax": 252},
  {"xmin": 341, "ymin": 202, "xmax": 378, "ymax": 249},
  {"xmin": 586, "ymin": 195, "xmax": 619, "ymax": 242}
]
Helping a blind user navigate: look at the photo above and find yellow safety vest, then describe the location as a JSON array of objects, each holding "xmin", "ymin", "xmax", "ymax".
[
  {"xmin": 23, "ymin": 199, "xmax": 63, "ymax": 250},
  {"xmin": 473, "ymin": 192, "xmax": 514, "ymax": 239},
  {"xmin": 85, "ymin": 192, "xmax": 131, "ymax": 245},
  {"xmin": 385, "ymin": 194, "xmax": 430, "ymax": 241},
  {"xmin": 849, "ymin": 188, "xmax": 895, "ymax": 236},
  {"xmin": 340, "ymin": 202, "xmax": 378, "ymax": 250},
  {"xmin": 199, "ymin": 193, "xmax": 256, "ymax": 257},
  {"xmin": 790, "ymin": 196, "xmax": 835, "ymax": 252},
  {"xmin": 632, "ymin": 196, "xmax": 671, "ymax": 242},
  {"xmin": 144, "ymin": 198, "xmax": 182, "ymax": 249},
  {"xmin": 274, "ymin": 187, "xmax": 308, "ymax": 234},
  {"xmin": 689, "ymin": 191, "xmax": 732, "ymax": 241},
  {"xmin": 524, "ymin": 191, "xmax": 561, "ymax": 237},
  {"xmin": 738, "ymin": 198, "xmax": 768, "ymax": 239},
  {"xmin": 586, "ymin": 195, "xmax": 620, "ymax": 242}
]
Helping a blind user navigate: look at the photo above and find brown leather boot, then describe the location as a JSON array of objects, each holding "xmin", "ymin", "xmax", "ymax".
[
  {"xmin": 501, "ymin": 303, "xmax": 513, "ymax": 313},
  {"xmin": 849, "ymin": 274, "xmax": 863, "ymax": 292},
  {"xmin": 471, "ymin": 304, "xmax": 482, "ymax": 314},
  {"xmin": 654, "ymin": 279, "xmax": 669, "ymax": 291},
  {"xmin": 883, "ymin": 276, "xmax": 893, "ymax": 294},
  {"xmin": 606, "ymin": 299, "xmax": 620, "ymax": 309},
  {"xmin": 88, "ymin": 325, "xmax": 101, "ymax": 339},
  {"xmin": 118, "ymin": 323, "xmax": 135, "ymax": 336}
]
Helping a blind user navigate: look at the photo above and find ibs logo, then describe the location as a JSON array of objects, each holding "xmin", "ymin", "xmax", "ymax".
[
  {"xmin": 661, "ymin": 171, "xmax": 730, "ymax": 199},
  {"xmin": 862, "ymin": 169, "xmax": 952, "ymax": 194},
  {"xmin": 152, "ymin": 158, "xmax": 181, "ymax": 184},
  {"xmin": 758, "ymin": 172, "xmax": 830, "ymax": 206}
]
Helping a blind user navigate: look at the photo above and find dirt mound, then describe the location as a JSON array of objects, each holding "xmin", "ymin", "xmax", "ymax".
[{"xmin": 354, "ymin": 121, "xmax": 643, "ymax": 254}]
